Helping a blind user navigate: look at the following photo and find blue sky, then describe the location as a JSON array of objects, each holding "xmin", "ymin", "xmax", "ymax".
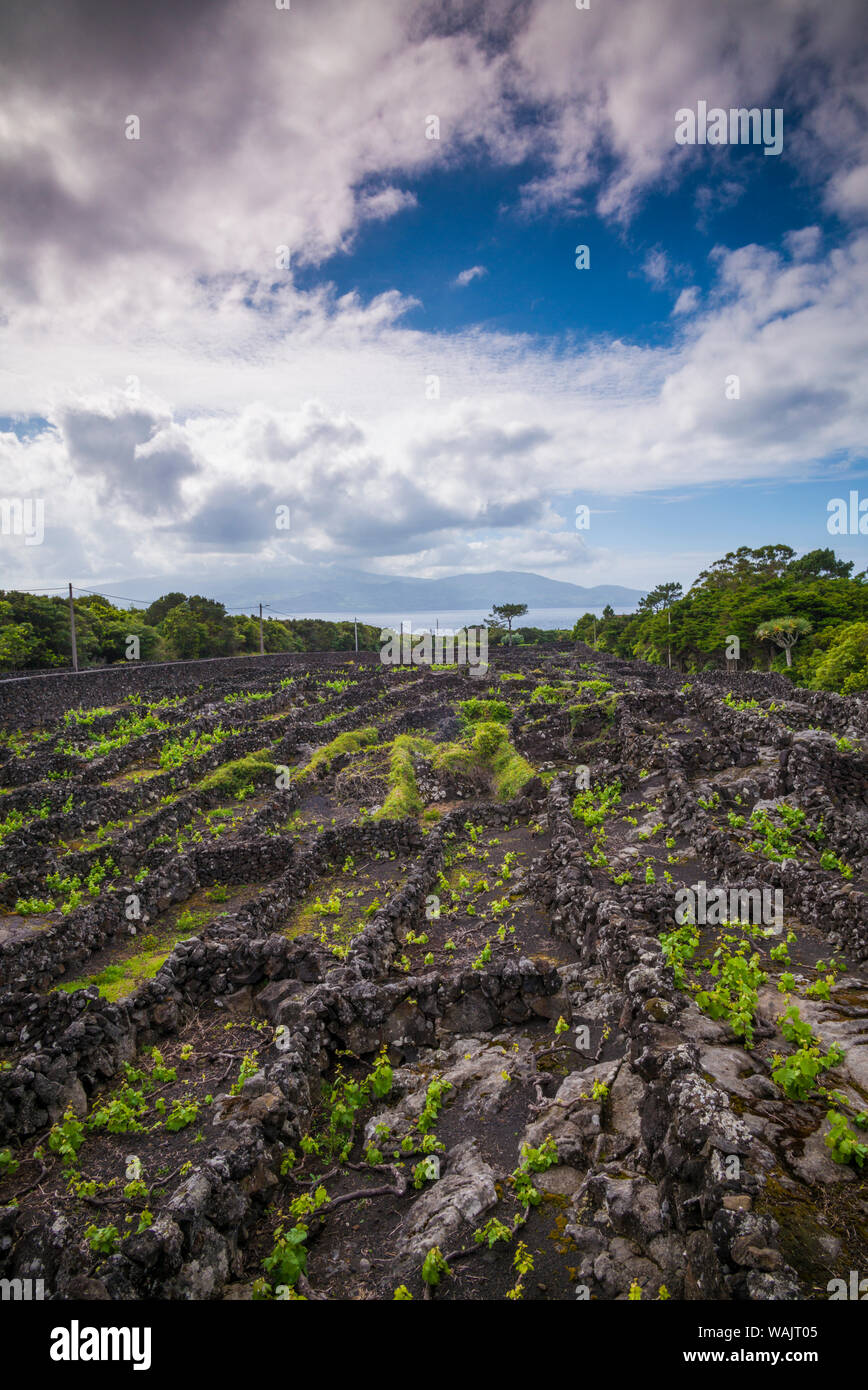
[
  {"xmin": 1, "ymin": 0, "xmax": 867, "ymax": 603},
  {"xmin": 306, "ymin": 143, "xmax": 839, "ymax": 345}
]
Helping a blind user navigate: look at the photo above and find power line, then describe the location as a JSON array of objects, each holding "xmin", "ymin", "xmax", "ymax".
[
  {"xmin": 0, "ymin": 584, "xmax": 69, "ymax": 593},
  {"xmin": 72, "ymin": 585, "xmax": 159, "ymax": 604},
  {"xmin": 3, "ymin": 583, "xmax": 377, "ymax": 628}
]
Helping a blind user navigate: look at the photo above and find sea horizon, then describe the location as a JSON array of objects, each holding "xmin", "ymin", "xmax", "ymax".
[{"xmin": 278, "ymin": 607, "xmax": 636, "ymax": 632}]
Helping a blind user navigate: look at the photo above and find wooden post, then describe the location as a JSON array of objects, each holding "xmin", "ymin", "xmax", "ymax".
[{"xmin": 68, "ymin": 583, "xmax": 78, "ymax": 672}]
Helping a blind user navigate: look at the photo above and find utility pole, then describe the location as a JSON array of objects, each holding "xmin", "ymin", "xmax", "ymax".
[
  {"xmin": 353, "ymin": 617, "xmax": 358, "ymax": 652},
  {"xmin": 68, "ymin": 583, "xmax": 79, "ymax": 672},
  {"xmin": 667, "ymin": 606, "xmax": 672, "ymax": 669},
  {"xmin": 259, "ymin": 603, "xmax": 264, "ymax": 655}
]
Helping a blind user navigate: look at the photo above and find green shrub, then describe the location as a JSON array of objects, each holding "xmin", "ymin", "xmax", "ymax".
[
  {"xmin": 299, "ymin": 727, "xmax": 379, "ymax": 781},
  {"xmin": 198, "ymin": 748, "xmax": 274, "ymax": 794},
  {"xmin": 457, "ymin": 698, "xmax": 511, "ymax": 729},
  {"xmin": 472, "ymin": 721, "xmax": 507, "ymax": 759}
]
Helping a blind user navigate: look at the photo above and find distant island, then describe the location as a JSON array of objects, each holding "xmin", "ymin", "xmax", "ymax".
[{"xmin": 65, "ymin": 566, "xmax": 645, "ymax": 616}]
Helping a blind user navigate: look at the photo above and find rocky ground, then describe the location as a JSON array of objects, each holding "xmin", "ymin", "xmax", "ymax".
[{"xmin": 0, "ymin": 645, "xmax": 866, "ymax": 1301}]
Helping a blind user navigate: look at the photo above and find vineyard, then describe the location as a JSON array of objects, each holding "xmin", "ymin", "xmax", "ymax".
[{"xmin": 0, "ymin": 647, "xmax": 866, "ymax": 1302}]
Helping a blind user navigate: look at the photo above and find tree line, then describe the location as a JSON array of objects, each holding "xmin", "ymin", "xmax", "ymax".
[
  {"xmin": 5, "ymin": 546, "xmax": 867, "ymax": 693},
  {"xmin": 0, "ymin": 590, "xmax": 383, "ymax": 672},
  {"xmin": 570, "ymin": 546, "xmax": 868, "ymax": 694}
]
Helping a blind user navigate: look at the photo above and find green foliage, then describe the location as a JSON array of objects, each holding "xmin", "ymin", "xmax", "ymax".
[
  {"xmin": 48, "ymin": 1108, "xmax": 85, "ymax": 1165},
  {"xmin": 457, "ymin": 698, "xmax": 512, "ymax": 729},
  {"xmin": 574, "ymin": 678, "xmax": 613, "ymax": 699},
  {"xmin": 421, "ymin": 1246, "xmax": 451, "ymax": 1287},
  {"xmin": 825, "ymin": 1110, "xmax": 868, "ymax": 1169},
  {"xmin": 0, "ymin": 588, "xmax": 386, "ymax": 674},
  {"xmin": 159, "ymin": 725, "xmax": 235, "ymax": 770},
  {"xmin": 298, "ymin": 727, "xmax": 379, "ymax": 782},
  {"xmin": 808, "ymin": 621, "xmax": 868, "ymax": 694},
  {"xmin": 466, "ymin": 724, "xmax": 535, "ymax": 800},
  {"xmin": 530, "ymin": 683, "xmax": 572, "ymax": 705},
  {"xmin": 755, "ymin": 616, "xmax": 813, "ymax": 667},
  {"xmin": 164, "ymin": 1099, "xmax": 199, "ymax": 1131},
  {"xmin": 571, "ymin": 781, "xmax": 621, "ymax": 828},
  {"xmin": 416, "ymin": 1077, "xmax": 452, "ymax": 1134},
  {"xmin": 771, "ymin": 1039, "xmax": 844, "ymax": 1101},
  {"xmin": 511, "ymin": 1136, "xmax": 558, "ymax": 1207},
  {"xmin": 472, "ymin": 720, "xmax": 508, "ymax": 759},
  {"xmin": 506, "ymin": 1241, "xmax": 534, "ymax": 1300},
  {"xmin": 0, "ymin": 1148, "xmax": 20, "ymax": 1178},
  {"xmin": 695, "ymin": 942, "xmax": 766, "ymax": 1047},
  {"xmin": 474, "ymin": 1216, "xmax": 513, "ymax": 1248},
  {"xmin": 231, "ymin": 1051, "xmax": 259, "ymax": 1096},
  {"xmin": 198, "ymin": 749, "xmax": 274, "ymax": 795},
  {"xmin": 311, "ymin": 1049, "xmax": 394, "ymax": 1160},
  {"xmin": 778, "ymin": 1006, "xmax": 815, "ymax": 1047},
  {"xmin": 568, "ymin": 546, "xmax": 868, "ymax": 687},
  {"xmin": 262, "ymin": 1224, "xmax": 309, "ymax": 1289},
  {"xmin": 84, "ymin": 1224, "xmax": 120, "ymax": 1255},
  {"xmin": 818, "ymin": 850, "xmax": 854, "ymax": 880},
  {"xmin": 374, "ymin": 734, "xmax": 424, "ymax": 820}
]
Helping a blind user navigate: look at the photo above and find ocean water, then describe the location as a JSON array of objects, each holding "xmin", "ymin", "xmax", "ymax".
[{"xmin": 295, "ymin": 607, "xmax": 635, "ymax": 633}]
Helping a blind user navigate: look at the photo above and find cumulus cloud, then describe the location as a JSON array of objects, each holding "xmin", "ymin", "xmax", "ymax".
[
  {"xmin": 1, "ymin": 0, "xmax": 864, "ymax": 321},
  {"xmin": 1, "ymin": 0, "xmax": 867, "ymax": 595},
  {"xmin": 4, "ymin": 225, "xmax": 867, "ymax": 592},
  {"xmin": 511, "ymin": 0, "xmax": 868, "ymax": 223},
  {"xmin": 357, "ymin": 187, "xmax": 419, "ymax": 223}
]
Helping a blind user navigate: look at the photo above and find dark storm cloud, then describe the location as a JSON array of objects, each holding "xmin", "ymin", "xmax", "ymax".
[
  {"xmin": 60, "ymin": 406, "xmax": 200, "ymax": 507},
  {"xmin": 166, "ymin": 483, "xmax": 277, "ymax": 550},
  {"xmin": 0, "ymin": 0, "xmax": 233, "ymax": 82}
]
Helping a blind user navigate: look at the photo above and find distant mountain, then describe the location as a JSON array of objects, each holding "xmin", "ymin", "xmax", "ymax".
[{"xmin": 89, "ymin": 566, "xmax": 645, "ymax": 615}]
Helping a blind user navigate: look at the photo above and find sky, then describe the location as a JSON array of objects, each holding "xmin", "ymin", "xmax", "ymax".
[{"xmin": 1, "ymin": 0, "xmax": 867, "ymax": 605}]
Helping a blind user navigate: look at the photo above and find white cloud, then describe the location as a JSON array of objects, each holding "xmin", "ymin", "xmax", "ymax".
[
  {"xmin": 642, "ymin": 249, "xmax": 669, "ymax": 287},
  {"xmin": 672, "ymin": 286, "xmax": 700, "ymax": 315},
  {"xmin": 357, "ymin": 187, "xmax": 419, "ymax": 223},
  {"xmin": 784, "ymin": 226, "xmax": 823, "ymax": 261},
  {"xmin": 826, "ymin": 164, "xmax": 868, "ymax": 218},
  {"xmin": 454, "ymin": 265, "xmax": 487, "ymax": 287},
  {"xmin": 3, "ymin": 227, "xmax": 867, "ymax": 592},
  {"xmin": 1, "ymin": 1, "xmax": 867, "ymax": 597}
]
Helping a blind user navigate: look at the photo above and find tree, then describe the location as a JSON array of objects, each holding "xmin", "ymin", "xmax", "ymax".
[
  {"xmin": 161, "ymin": 605, "xmax": 208, "ymax": 659},
  {"xmin": 637, "ymin": 582, "xmax": 682, "ymax": 614},
  {"xmin": 693, "ymin": 545, "xmax": 795, "ymax": 591},
  {"xmin": 0, "ymin": 615, "xmax": 39, "ymax": 670},
  {"xmin": 145, "ymin": 593, "xmax": 188, "ymax": 627},
  {"xmin": 487, "ymin": 603, "xmax": 528, "ymax": 636},
  {"xmin": 807, "ymin": 621, "xmax": 868, "ymax": 694},
  {"xmin": 99, "ymin": 618, "xmax": 163, "ymax": 663},
  {"xmin": 262, "ymin": 619, "xmax": 296, "ymax": 653},
  {"xmin": 755, "ymin": 616, "xmax": 813, "ymax": 668},
  {"xmin": 787, "ymin": 548, "xmax": 854, "ymax": 581}
]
